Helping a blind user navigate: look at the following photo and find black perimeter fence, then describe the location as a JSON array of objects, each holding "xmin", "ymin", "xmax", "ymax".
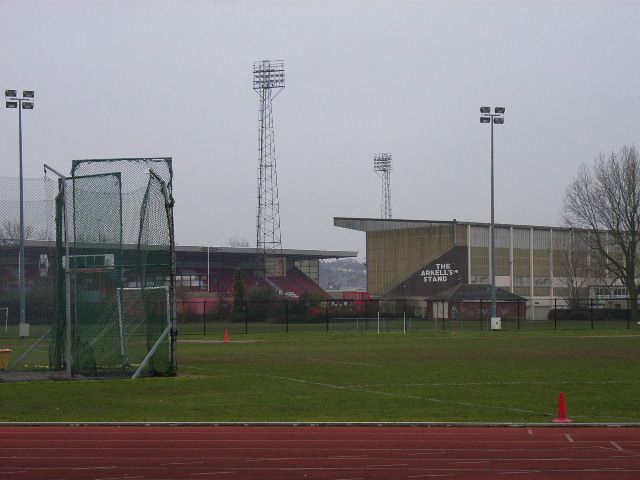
[
  {"xmin": 173, "ymin": 297, "xmax": 640, "ymax": 336},
  {"xmin": 2, "ymin": 296, "xmax": 638, "ymax": 340}
]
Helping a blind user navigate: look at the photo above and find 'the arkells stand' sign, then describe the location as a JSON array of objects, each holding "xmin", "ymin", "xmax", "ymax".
[
  {"xmin": 421, "ymin": 263, "xmax": 459, "ymax": 283},
  {"xmin": 386, "ymin": 246, "xmax": 467, "ymax": 297}
]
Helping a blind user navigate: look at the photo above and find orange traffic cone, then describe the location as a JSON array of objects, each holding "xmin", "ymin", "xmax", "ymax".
[
  {"xmin": 553, "ymin": 392, "xmax": 572, "ymax": 423},
  {"xmin": 223, "ymin": 329, "xmax": 230, "ymax": 344}
]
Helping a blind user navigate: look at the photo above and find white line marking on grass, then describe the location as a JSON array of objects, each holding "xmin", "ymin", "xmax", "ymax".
[
  {"xmin": 611, "ymin": 441, "xmax": 624, "ymax": 451},
  {"xmin": 346, "ymin": 380, "xmax": 640, "ymax": 388},
  {"xmin": 307, "ymin": 357, "xmax": 386, "ymax": 368},
  {"xmin": 180, "ymin": 339, "xmax": 262, "ymax": 344},
  {"xmin": 245, "ymin": 373, "xmax": 552, "ymax": 416},
  {"xmin": 565, "ymin": 434, "xmax": 574, "ymax": 443}
]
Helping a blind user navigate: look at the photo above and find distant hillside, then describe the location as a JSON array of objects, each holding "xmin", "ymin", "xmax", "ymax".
[{"xmin": 319, "ymin": 258, "xmax": 367, "ymax": 291}]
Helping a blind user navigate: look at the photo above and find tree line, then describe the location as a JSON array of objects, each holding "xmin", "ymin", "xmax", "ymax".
[{"xmin": 562, "ymin": 144, "xmax": 640, "ymax": 322}]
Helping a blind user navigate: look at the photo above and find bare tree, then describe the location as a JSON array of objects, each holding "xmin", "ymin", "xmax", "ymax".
[
  {"xmin": 563, "ymin": 145, "xmax": 640, "ymax": 321},
  {"xmin": 228, "ymin": 237, "xmax": 250, "ymax": 248},
  {"xmin": 0, "ymin": 220, "xmax": 35, "ymax": 246},
  {"xmin": 554, "ymin": 229, "xmax": 590, "ymax": 308}
]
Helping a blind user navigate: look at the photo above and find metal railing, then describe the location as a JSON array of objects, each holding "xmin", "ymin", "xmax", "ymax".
[
  {"xmin": 174, "ymin": 297, "xmax": 639, "ymax": 335},
  {"xmin": 1, "ymin": 296, "xmax": 636, "ymax": 340}
]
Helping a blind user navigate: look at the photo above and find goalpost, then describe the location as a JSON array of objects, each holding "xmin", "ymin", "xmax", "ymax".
[{"xmin": 117, "ymin": 286, "xmax": 171, "ymax": 378}]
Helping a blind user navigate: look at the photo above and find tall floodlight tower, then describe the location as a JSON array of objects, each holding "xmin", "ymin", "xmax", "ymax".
[
  {"xmin": 374, "ymin": 153, "xmax": 392, "ymax": 219},
  {"xmin": 253, "ymin": 60, "xmax": 285, "ymax": 254}
]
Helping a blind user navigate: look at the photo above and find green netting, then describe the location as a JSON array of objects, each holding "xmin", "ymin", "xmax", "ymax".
[
  {"xmin": 54, "ymin": 158, "xmax": 175, "ymax": 378},
  {"xmin": 0, "ymin": 176, "xmax": 57, "ymax": 373}
]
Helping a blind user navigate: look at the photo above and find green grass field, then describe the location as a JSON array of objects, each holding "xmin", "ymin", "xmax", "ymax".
[{"xmin": 1, "ymin": 330, "xmax": 640, "ymax": 423}]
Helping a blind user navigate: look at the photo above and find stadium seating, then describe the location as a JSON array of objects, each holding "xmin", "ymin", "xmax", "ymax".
[
  {"xmin": 268, "ymin": 268, "xmax": 329, "ymax": 299},
  {"xmin": 190, "ymin": 267, "xmax": 327, "ymax": 300}
]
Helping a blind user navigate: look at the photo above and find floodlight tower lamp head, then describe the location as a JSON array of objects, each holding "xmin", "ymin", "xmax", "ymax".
[
  {"xmin": 253, "ymin": 60, "xmax": 285, "ymax": 91},
  {"xmin": 373, "ymin": 153, "xmax": 392, "ymax": 173}
]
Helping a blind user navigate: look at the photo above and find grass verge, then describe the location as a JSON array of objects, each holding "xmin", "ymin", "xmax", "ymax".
[{"xmin": 1, "ymin": 330, "xmax": 639, "ymax": 423}]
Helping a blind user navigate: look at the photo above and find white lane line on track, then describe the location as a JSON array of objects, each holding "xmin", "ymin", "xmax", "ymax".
[
  {"xmin": 246, "ymin": 457, "xmax": 309, "ymax": 462},
  {"xmin": 366, "ymin": 463, "xmax": 409, "ymax": 467},
  {"xmin": 247, "ymin": 458, "xmax": 281, "ymax": 462},
  {"xmin": 190, "ymin": 473, "xmax": 235, "ymax": 476},
  {"xmin": 71, "ymin": 466, "xmax": 117, "ymax": 470},
  {"xmin": 565, "ymin": 434, "xmax": 574, "ymax": 443},
  {"xmin": 95, "ymin": 477, "xmax": 144, "ymax": 480},
  {"xmin": 497, "ymin": 471, "xmax": 540, "ymax": 475},
  {"xmin": 162, "ymin": 461, "xmax": 206, "ymax": 466},
  {"xmin": 251, "ymin": 456, "xmax": 368, "ymax": 461},
  {"xmin": 245, "ymin": 373, "xmax": 551, "ymax": 416},
  {"xmin": 409, "ymin": 475, "xmax": 454, "ymax": 478},
  {"xmin": 610, "ymin": 441, "xmax": 624, "ymax": 451}
]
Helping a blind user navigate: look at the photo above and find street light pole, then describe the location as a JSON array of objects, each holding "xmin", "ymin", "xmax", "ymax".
[
  {"xmin": 480, "ymin": 106, "xmax": 505, "ymax": 325},
  {"xmin": 5, "ymin": 90, "xmax": 35, "ymax": 337}
]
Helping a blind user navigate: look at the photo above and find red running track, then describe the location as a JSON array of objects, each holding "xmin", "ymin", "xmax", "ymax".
[{"xmin": 1, "ymin": 426, "xmax": 640, "ymax": 479}]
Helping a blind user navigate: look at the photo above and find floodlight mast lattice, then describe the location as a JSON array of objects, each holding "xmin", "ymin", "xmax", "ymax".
[
  {"xmin": 479, "ymin": 106, "xmax": 505, "ymax": 325},
  {"xmin": 253, "ymin": 60, "xmax": 285, "ymax": 255},
  {"xmin": 5, "ymin": 89, "xmax": 35, "ymax": 337},
  {"xmin": 373, "ymin": 153, "xmax": 393, "ymax": 219}
]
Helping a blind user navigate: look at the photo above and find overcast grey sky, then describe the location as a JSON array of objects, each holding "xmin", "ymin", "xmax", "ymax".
[{"xmin": 1, "ymin": 1, "xmax": 639, "ymax": 259}]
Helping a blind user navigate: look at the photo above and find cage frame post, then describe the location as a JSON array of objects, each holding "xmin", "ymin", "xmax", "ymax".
[
  {"xmin": 43, "ymin": 164, "xmax": 73, "ymax": 379},
  {"xmin": 131, "ymin": 324, "xmax": 172, "ymax": 380},
  {"xmin": 148, "ymin": 168, "xmax": 177, "ymax": 375}
]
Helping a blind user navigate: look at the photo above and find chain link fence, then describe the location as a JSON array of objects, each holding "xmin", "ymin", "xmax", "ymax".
[{"xmin": 0, "ymin": 176, "xmax": 57, "ymax": 372}]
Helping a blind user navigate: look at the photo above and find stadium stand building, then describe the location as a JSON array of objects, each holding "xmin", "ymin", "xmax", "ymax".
[
  {"xmin": 335, "ymin": 217, "xmax": 626, "ymax": 320},
  {"xmin": 0, "ymin": 241, "xmax": 355, "ymax": 302},
  {"xmin": 174, "ymin": 246, "xmax": 354, "ymax": 298}
]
